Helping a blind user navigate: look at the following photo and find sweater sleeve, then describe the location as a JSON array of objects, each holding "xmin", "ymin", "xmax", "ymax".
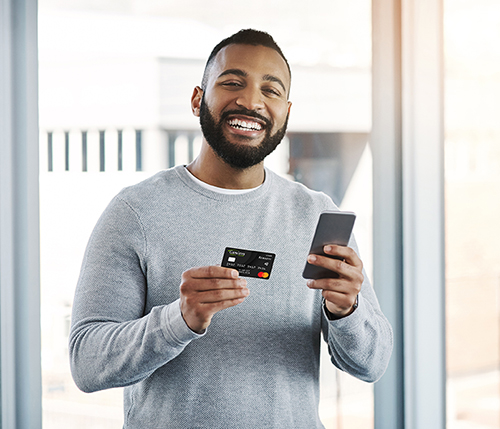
[
  {"xmin": 321, "ymin": 237, "xmax": 393, "ymax": 383},
  {"xmin": 69, "ymin": 196, "xmax": 203, "ymax": 393}
]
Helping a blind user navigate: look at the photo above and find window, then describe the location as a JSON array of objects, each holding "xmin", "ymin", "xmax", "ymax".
[{"xmin": 38, "ymin": 1, "xmax": 373, "ymax": 427}]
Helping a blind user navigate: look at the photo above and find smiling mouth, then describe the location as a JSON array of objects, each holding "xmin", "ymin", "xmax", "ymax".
[{"xmin": 227, "ymin": 117, "xmax": 264, "ymax": 132}]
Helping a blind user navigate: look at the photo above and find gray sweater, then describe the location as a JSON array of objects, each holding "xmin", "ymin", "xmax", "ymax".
[{"xmin": 69, "ymin": 165, "xmax": 392, "ymax": 428}]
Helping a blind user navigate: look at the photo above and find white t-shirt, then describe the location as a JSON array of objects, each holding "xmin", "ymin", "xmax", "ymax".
[{"xmin": 184, "ymin": 166, "xmax": 262, "ymax": 195}]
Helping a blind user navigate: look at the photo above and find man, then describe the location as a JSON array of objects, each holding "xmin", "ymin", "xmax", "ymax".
[{"xmin": 70, "ymin": 29, "xmax": 392, "ymax": 428}]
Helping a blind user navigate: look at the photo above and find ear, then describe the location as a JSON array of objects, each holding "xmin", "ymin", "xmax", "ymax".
[
  {"xmin": 287, "ymin": 100, "xmax": 292, "ymax": 115},
  {"xmin": 191, "ymin": 86, "xmax": 203, "ymax": 117}
]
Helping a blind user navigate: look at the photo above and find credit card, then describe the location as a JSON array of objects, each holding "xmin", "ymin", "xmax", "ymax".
[{"xmin": 221, "ymin": 247, "xmax": 276, "ymax": 279}]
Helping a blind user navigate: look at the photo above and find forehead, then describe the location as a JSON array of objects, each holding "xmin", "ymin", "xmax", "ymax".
[{"xmin": 207, "ymin": 43, "xmax": 291, "ymax": 91}]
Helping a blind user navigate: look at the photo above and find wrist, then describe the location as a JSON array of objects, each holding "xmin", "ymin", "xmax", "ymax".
[{"xmin": 324, "ymin": 295, "xmax": 359, "ymax": 320}]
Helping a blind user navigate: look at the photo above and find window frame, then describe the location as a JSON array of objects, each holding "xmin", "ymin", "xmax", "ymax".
[
  {"xmin": 0, "ymin": 0, "xmax": 42, "ymax": 428},
  {"xmin": 372, "ymin": 0, "xmax": 446, "ymax": 428}
]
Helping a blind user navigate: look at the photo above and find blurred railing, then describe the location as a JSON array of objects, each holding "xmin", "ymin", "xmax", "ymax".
[{"xmin": 40, "ymin": 128, "xmax": 203, "ymax": 173}]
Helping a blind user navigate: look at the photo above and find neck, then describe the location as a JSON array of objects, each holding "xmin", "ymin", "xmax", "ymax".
[{"xmin": 186, "ymin": 142, "xmax": 265, "ymax": 189}]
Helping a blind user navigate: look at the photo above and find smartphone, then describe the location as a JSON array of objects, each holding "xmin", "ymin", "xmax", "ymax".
[{"xmin": 302, "ymin": 210, "xmax": 356, "ymax": 279}]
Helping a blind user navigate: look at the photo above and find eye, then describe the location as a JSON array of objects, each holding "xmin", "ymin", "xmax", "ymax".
[
  {"xmin": 263, "ymin": 87, "xmax": 282, "ymax": 97},
  {"xmin": 221, "ymin": 81, "xmax": 243, "ymax": 88}
]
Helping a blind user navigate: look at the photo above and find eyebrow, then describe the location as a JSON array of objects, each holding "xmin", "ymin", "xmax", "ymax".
[
  {"xmin": 263, "ymin": 74, "xmax": 287, "ymax": 94},
  {"xmin": 218, "ymin": 68, "xmax": 248, "ymax": 79},
  {"xmin": 217, "ymin": 68, "xmax": 288, "ymax": 95}
]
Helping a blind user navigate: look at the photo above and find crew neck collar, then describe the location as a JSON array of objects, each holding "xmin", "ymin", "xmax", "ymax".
[
  {"xmin": 183, "ymin": 166, "xmax": 263, "ymax": 195},
  {"xmin": 173, "ymin": 165, "xmax": 273, "ymax": 202}
]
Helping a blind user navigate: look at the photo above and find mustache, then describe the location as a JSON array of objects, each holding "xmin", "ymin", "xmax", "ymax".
[{"xmin": 220, "ymin": 108, "xmax": 272, "ymax": 128}]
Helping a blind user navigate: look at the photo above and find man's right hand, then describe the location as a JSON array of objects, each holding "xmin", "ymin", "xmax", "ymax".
[{"xmin": 179, "ymin": 266, "xmax": 249, "ymax": 333}]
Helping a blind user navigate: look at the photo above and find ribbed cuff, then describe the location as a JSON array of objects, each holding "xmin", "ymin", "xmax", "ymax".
[{"xmin": 161, "ymin": 299, "xmax": 206, "ymax": 347}]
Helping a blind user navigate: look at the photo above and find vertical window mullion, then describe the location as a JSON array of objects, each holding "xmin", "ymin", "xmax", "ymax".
[
  {"xmin": 82, "ymin": 131, "xmax": 87, "ymax": 172},
  {"xmin": 168, "ymin": 132, "xmax": 175, "ymax": 168},
  {"xmin": 64, "ymin": 131, "xmax": 69, "ymax": 171},
  {"xmin": 135, "ymin": 129, "xmax": 142, "ymax": 172},
  {"xmin": 117, "ymin": 129, "xmax": 123, "ymax": 171},
  {"xmin": 47, "ymin": 132, "xmax": 53, "ymax": 172},
  {"xmin": 99, "ymin": 130, "xmax": 105, "ymax": 172}
]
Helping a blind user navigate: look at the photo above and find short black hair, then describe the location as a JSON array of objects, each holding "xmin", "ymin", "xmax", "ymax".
[{"xmin": 201, "ymin": 29, "xmax": 291, "ymax": 91}]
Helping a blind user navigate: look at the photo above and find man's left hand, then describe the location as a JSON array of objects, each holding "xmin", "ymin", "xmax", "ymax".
[{"xmin": 306, "ymin": 245, "xmax": 364, "ymax": 319}]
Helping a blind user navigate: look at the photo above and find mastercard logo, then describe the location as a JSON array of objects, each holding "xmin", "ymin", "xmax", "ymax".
[{"xmin": 257, "ymin": 272, "xmax": 269, "ymax": 278}]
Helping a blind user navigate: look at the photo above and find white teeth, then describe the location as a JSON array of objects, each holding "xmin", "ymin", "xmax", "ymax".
[{"xmin": 228, "ymin": 118, "xmax": 262, "ymax": 131}]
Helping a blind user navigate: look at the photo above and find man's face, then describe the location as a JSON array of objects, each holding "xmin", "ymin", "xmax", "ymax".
[{"xmin": 194, "ymin": 43, "xmax": 292, "ymax": 170}]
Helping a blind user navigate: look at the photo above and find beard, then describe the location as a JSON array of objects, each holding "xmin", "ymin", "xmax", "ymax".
[{"xmin": 199, "ymin": 96, "xmax": 289, "ymax": 170}]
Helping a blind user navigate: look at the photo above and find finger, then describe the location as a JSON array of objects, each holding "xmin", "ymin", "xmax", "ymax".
[
  {"xmin": 196, "ymin": 296, "xmax": 249, "ymax": 319},
  {"xmin": 180, "ymin": 278, "xmax": 248, "ymax": 297},
  {"xmin": 323, "ymin": 245, "xmax": 363, "ymax": 269},
  {"xmin": 307, "ymin": 253, "xmax": 363, "ymax": 282},
  {"xmin": 322, "ymin": 289, "xmax": 352, "ymax": 306},
  {"xmin": 200, "ymin": 277, "xmax": 248, "ymax": 291},
  {"xmin": 180, "ymin": 290, "xmax": 248, "ymax": 333},
  {"xmin": 307, "ymin": 253, "xmax": 349, "ymax": 276},
  {"xmin": 307, "ymin": 271, "xmax": 362, "ymax": 296},
  {"xmin": 306, "ymin": 277, "xmax": 351, "ymax": 293},
  {"xmin": 183, "ymin": 265, "xmax": 239, "ymax": 280},
  {"xmin": 196, "ymin": 287, "xmax": 250, "ymax": 304}
]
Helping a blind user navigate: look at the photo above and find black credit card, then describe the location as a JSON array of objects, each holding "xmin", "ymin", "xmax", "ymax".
[{"xmin": 221, "ymin": 247, "xmax": 275, "ymax": 279}]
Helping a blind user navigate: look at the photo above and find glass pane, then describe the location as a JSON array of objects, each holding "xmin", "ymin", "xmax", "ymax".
[
  {"xmin": 39, "ymin": 1, "xmax": 373, "ymax": 427},
  {"xmin": 445, "ymin": 0, "xmax": 500, "ymax": 427}
]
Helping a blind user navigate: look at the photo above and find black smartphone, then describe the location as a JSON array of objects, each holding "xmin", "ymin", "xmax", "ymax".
[{"xmin": 302, "ymin": 211, "xmax": 356, "ymax": 279}]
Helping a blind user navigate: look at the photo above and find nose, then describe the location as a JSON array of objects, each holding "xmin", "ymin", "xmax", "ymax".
[{"xmin": 235, "ymin": 86, "xmax": 265, "ymax": 111}]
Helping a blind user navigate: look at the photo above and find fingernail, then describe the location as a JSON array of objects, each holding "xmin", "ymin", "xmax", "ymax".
[
  {"xmin": 308, "ymin": 255, "xmax": 316, "ymax": 262},
  {"xmin": 231, "ymin": 270, "xmax": 239, "ymax": 278},
  {"xmin": 325, "ymin": 245, "xmax": 332, "ymax": 252},
  {"xmin": 307, "ymin": 280, "xmax": 313, "ymax": 287}
]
